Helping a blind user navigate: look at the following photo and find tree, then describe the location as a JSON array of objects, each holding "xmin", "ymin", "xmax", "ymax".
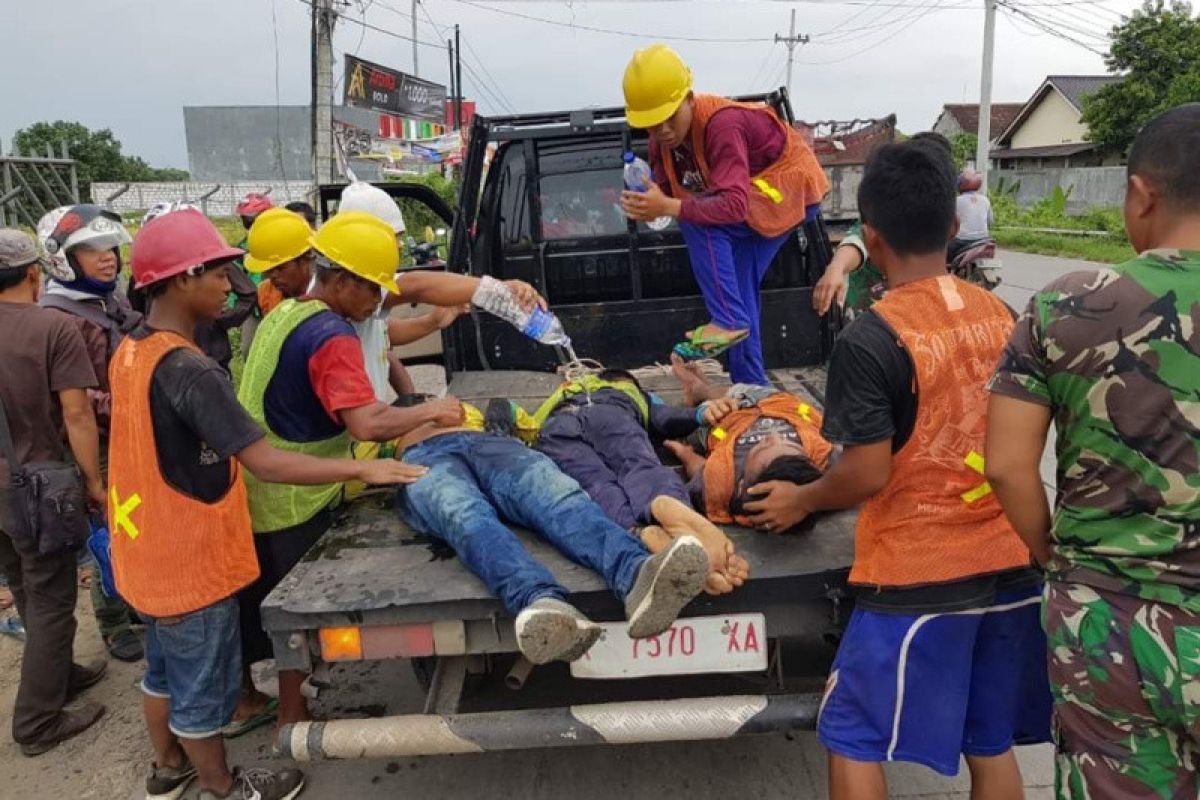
[
  {"xmin": 1082, "ymin": 0, "xmax": 1200, "ymax": 153},
  {"xmin": 951, "ymin": 133, "xmax": 978, "ymax": 172},
  {"xmin": 12, "ymin": 120, "xmax": 189, "ymax": 200}
]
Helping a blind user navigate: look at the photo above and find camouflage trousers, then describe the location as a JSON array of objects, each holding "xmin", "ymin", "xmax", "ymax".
[{"xmin": 1044, "ymin": 581, "xmax": 1200, "ymax": 799}]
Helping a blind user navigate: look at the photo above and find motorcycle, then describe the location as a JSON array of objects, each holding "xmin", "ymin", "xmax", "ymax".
[
  {"xmin": 949, "ymin": 237, "xmax": 1002, "ymax": 290},
  {"xmin": 408, "ymin": 240, "xmax": 446, "ymax": 268}
]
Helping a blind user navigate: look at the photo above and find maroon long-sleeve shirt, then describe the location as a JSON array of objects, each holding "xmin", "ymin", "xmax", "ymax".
[{"xmin": 649, "ymin": 106, "xmax": 786, "ymax": 227}]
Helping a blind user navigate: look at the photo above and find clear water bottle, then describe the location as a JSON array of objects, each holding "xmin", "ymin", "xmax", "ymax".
[
  {"xmin": 472, "ymin": 276, "xmax": 572, "ymax": 348},
  {"xmin": 622, "ymin": 152, "xmax": 672, "ymax": 231}
]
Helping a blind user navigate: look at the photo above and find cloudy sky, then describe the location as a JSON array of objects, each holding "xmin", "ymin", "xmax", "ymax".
[{"xmin": 1, "ymin": 0, "xmax": 1141, "ymax": 169}]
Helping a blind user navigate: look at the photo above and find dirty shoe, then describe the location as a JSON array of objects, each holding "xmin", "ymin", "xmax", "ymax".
[
  {"xmin": 145, "ymin": 757, "xmax": 197, "ymax": 800},
  {"xmin": 625, "ymin": 536, "xmax": 708, "ymax": 639},
  {"xmin": 19, "ymin": 702, "xmax": 106, "ymax": 757},
  {"xmin": 515, "ymin": 597, "xmax": 602, "ymax": 664},
  {"xmin": 199, "ymin": 767, "xmax": 305, "ymax": 800}
]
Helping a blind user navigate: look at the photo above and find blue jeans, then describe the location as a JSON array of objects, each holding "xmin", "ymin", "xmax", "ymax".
[
  {"xmin": 141, "ymin": 597, "xmax": 242, "ymax": 739},
  {"xmin": 678, "ymin": 220, "xmax": 790, "ymax": 385},
  {"xmin": 396, "ymin": 433, "xmax": 650, "ymax": 614}
]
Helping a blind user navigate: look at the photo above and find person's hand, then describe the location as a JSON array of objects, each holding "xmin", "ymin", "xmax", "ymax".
[
  {"xmin": 430, "ymin": 304, "xmax": 469, "ymax": 330},
  {"xmin": 503, "ymin": 280, "xmax": 548, "ymax": 311},
  {"xmin": 701, "ymin": 397, "xmax": 739, "ymax": 426},
  {"xmin": 743, "ymin": 480, "xmax": 812, "ymax": 533},
  {"xmin": 621, "ymin": 183, "xmax": 677, "ymax": 221},
  {"xmin": 425, "ymin": 396, "xmax": 465, "ymax": 427},
  {"xmin": 86, "ymin": 477, "xmax": 107, "ymax": 514},
  {"xmin": 813, "ymin": 265, "xmax": 849, "ymax": 316},
  {"xmin": 356, "ymin": 460, "xmax": 428, "ymax": 486}
]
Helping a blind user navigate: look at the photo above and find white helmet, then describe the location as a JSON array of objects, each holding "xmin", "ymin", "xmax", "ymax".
[
  {"xmin": 142, "ymin": 201, "xmax": 199, "ymax": 226},
  {"xmin": 338, "ymin": 182, "xmax": 406, "ymax": 234},
  {"xmin": 37, "ymin": 204, "xmax": 132, "ymax": 283}
]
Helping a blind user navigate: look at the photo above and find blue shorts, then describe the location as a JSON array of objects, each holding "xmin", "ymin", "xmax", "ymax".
[
  {"xmin": 817, "ymin": 585, "xmax": 1052, "ymax": 776},
  {"xmin": 140, "ymin": 597, "xmax": 242, "ymax": 739}
]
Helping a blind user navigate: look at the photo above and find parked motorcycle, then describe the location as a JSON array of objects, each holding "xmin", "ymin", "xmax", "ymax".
[{"xmin": 949, "ymin": 238, "xmax": 1002, "ymax": 290}]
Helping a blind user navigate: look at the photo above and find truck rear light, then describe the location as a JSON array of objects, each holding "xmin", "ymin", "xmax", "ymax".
[{"xmin": 319, "ymin": 626, "xmax": 364, "ymax": 661}]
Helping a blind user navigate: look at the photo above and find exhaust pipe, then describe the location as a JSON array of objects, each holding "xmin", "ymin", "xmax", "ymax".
[{"xmin": 504, "ymin": 657, "xmax": 534, "ymax": 691}]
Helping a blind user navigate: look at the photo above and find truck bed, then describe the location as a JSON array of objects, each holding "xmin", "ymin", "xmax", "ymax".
[{"xmin": 261, "ymin": 367, "xmax": 854, "ymax": 637}]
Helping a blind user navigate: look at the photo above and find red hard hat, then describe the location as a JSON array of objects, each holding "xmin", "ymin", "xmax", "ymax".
[
  {"xmin": 236, "ymin": 192, "xmax": 274, "ymax": 217},
  {"xmin": 130, "ymin": 208, "xmax": 245, "ymax": 289}
]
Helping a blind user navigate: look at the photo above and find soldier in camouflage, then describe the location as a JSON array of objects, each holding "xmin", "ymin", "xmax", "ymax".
[{"xmin": 986, "ymin": 103, "xmax": 1200, "ymax": 799}]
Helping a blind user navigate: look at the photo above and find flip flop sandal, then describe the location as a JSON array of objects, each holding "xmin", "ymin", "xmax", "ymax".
[
  {"xmin": 221, "ymin": 697, "xmax": 279, "ymax": 739},
  {"xmin": 673, "ymin": 328, "xmax": 750, "ymax": 360}
]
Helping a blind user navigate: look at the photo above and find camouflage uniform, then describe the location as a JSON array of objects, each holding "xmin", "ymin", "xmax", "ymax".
[
  {"xmin": 840, "ymin": 222, "xmax": 886, "ymax": 313},
  {"xmin": 990, "ymin": 250, "xmax": 1200, "ymax": 799}
]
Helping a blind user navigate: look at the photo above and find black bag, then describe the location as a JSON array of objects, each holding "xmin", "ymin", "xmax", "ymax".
[{"xmin": 0, "ymin": 393, "xmax": 89, "ymax": 554}]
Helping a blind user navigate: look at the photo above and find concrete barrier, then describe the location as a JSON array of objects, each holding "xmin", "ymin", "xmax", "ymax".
[
  {"xmin": 91, "ymin": 180, "xmax": 315, "ymax": 217},
  {"xmin": 990, "ymin": 166, "xmax": 1124, "ymax": 211}
]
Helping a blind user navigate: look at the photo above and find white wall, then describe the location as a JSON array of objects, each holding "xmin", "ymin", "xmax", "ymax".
[{"xmin": 91, "ymin": 180, "xmax": 316, "ymax": 217}]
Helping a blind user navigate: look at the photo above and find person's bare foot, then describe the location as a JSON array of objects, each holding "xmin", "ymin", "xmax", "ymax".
[
  {"xmin": 669, "ymin": 353, "xmax": 712, "ymax": 408},
  {"xmin": 640, "ymin": 524, "xmax": 747, "ymax": 596},
  {"xmin": 649, "ymin": 496, "xmax": 746, "ymax": 581}
]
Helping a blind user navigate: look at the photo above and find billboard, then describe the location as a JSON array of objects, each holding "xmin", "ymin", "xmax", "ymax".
[{"xmin": 344, "ymin": 55, "xmax": 446, "ymax": 121}]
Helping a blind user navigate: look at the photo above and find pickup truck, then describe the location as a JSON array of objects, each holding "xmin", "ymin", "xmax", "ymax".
[{"xmin": 269, "ymin": 90, "xmax": 855, "ymax": 761}]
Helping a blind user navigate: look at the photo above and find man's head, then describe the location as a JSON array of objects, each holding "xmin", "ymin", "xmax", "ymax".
[
  {"xmin": 236, "ymin": 192, "xmax": 274, "ymax": 230},
  {"xmin": 244, "ymin": 208, "xmax": 317, "ymax": 299},
  {"xmin": 131, "ymin": 209, "xmax": 245, "ymax": 322},
  {"xmin": 1124, "ymin": 103, "xmax": 1200, "ymax": 253},
  {"xmin": 284, "ymin": 201, "xmax": 318, "ymax": 230},
  {"xmin": 858, "ymin": 141, "xmax": 958, "ymax": 274},
  {"xmin": 0, "ymin": 229, "xmax": 48, "ymax": 300},
  {"xmin": 338, "ymin": 182, "xmax": 406, "ymax": 238},
  {"xmin": 308, "ymin": 211, "xmax": 400, "ymax": 323},
  {"xmin": 731, "ymin": 446, "xmax": 823, "ymax": 519},
  {"xmin": 623, "ymin": 44, "xmax": 694, "ymax": 148}
]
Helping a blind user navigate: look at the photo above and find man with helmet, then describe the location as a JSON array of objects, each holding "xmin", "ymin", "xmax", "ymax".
[
  {"xmin": 36, "ymin": 204, "xmax": 145, "ymax": 664},
  {"xmin": 0, "ymin": 228, "xmax": 108, "ymax": 757},
  {"xmin": 109, "ymin": 208, "xmax": 423, "ymax": 800},
  {"xmin": 619, "ymin": 44, "xmax": 829, "ymax": 385},
  {"xmin": 950, "ymin": 168, "xmax": 993, "ymax": 262}
]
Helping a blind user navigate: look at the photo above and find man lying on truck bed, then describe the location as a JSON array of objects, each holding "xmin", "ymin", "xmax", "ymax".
[{"xmin": 393, "ymin": 399, "xmax": 712, "ymax": 667}]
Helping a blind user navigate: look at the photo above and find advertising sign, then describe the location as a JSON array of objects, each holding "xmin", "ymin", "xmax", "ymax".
[{"xmin": 344, "ymin": 55, "xmax": 446, "ymax": 121}]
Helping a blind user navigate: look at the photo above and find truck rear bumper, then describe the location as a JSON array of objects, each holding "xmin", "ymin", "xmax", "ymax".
[{"xmin": 279, "ymin": 692, "xmax": 820, "ymax": 760}]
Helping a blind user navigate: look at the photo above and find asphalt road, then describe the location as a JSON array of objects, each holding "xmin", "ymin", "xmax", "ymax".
[{"xmin": 168, "ymin": 250, "xmax": 1100, "ymax": 800}]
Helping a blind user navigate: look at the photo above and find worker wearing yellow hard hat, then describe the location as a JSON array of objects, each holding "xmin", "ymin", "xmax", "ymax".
[
  {"xmin": 620, "ymin": 44, "xmax": 830, "ymax": 386},
  {"xmin": 243, "ymin": 207, "xmax": 318, "ymax": 316}
]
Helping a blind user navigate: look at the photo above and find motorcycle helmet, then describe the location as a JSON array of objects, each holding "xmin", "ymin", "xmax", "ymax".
[{"xmin": 38, "ymin": 204, "xmax": 131, "ymax": 288}]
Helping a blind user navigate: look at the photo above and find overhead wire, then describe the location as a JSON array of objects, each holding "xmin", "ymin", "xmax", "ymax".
[
  {"xmin": 798, "ymin": 0, "xmax": 952, "ymax": 64},
  {"xmin": 997, "ymin": 0, "xmax": 1107, "ymax": 53},
  {"xmin": 415, "ymin": 0, "xmax": 519, "ymax": 114}
]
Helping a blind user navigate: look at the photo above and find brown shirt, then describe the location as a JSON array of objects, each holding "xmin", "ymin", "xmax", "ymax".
[{"xmin": 0, "ymin": 301, "xmax": 98, "ymax": 487}]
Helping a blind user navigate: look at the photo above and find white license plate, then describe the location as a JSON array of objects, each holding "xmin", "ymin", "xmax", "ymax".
[
  {"xmin": 976, "ymin": 257, "xmax": 1002, "ymax": 274},
  {"xmin": 570, "ymin": 613, "xmax": 767, "ymax": 680}
]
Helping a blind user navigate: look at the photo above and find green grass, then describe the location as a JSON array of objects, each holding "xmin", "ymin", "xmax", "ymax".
[{"xmin": 993, "ymin": 229, "xmax": 1135, "ymax": 265}]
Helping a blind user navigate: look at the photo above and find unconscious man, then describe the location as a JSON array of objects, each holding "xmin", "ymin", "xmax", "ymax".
[
  {"xmin": 394, "ymin": 403, "xmax": 711, "ymax": 665},
  {"xmin": 532, "ymin": 369, "xmax": 750, "ymax": 594},
  {"xmin": 662, "ymin": 354, "xmax": 834, "ymax": 527}
]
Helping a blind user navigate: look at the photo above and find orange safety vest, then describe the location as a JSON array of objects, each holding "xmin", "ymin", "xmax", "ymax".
[
  {"xmin": 704, "ymin": 393, "xmax": 834, "ymax": 525},
  {"xmin": 851, "ymin": 275, "xmax": 1029, "ymax": 588},
  {"xmin": 107, "ymin": 331, "xmax": 259, "ymax": 617},
  {"xmin": 258, "ymin": 280, "xmax": 285, "ymax": 317},
  {"xmin": 659, "ymin": 94, "xmax": 830, "ymax": 239}
]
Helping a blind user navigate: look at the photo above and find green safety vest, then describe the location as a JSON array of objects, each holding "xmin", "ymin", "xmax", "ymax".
[
  {"xmin": 532, "ymin": 375, "xmax": 650, "ymax": 427},
  {"xmin": 237, "ymin": 298, "xmax": 352, "ymax": 533}
]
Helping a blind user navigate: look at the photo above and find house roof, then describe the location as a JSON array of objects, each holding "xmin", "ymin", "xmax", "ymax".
[
  {"xmin": 989, "ymin": 142, "xmax": 1097, "ymax": 160},
  {"xmin": 794, "ymin": 115, "xmax": 896, "ymax": 166},
  {"xmin": 995, "ymin": 75, "xmax": 1122, "ymax": 145},
  {"xmin": 938, "ymin": 103, "xmax": 1024, "ymax": 136}
]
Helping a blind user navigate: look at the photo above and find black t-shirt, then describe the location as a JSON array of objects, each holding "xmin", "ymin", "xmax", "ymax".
[
  {"xmin": 821, "ymin": 311, "xmax": 917, "ymax": 452},
  {"xmin": 820, "ymin": 309, "xmax": 1036, "ymax": 613},
  {"xmin": 134, "ymin": 327, "xmax": 265, "ymax": 502}
]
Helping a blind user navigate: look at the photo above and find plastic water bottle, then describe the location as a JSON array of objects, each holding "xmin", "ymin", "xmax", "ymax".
[
  {"xmin": 622, "ymin": 152, "xmax": 672, "ymax": 231},
  {"xmin": 471, "ymin": 276, "xmax": 572, "ymax": 348}
]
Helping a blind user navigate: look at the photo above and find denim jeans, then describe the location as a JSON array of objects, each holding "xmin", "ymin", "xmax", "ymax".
[{"xmin": 396, "ymin": 432, "xmax": 650, "ymax": 614}]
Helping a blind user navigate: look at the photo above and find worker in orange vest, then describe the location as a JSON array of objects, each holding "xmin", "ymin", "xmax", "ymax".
[
  {"xmin": 107, "ymin": 208, "xmax": 424, "ymax": 800},
  {"xmin": 619, "ymin": 44, "xmax": 829, "ymax": 385}
]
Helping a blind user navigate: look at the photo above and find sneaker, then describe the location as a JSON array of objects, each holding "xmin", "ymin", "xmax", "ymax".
[
  {"xmin": 199, "ymin": 767, "xmax": 306, "ymax": 800},
  {"xmin": 19, "ymin": 702, "xmax": 106, "ymax": 757},
  {"xmin": 624, "ymin": 535, "xmax": 708, "ymax": 639},
  {"xmin": 514, "ymin": 597, "xmax": 602, "ymax": 665},
  {"xmin": 106, "ymin": 629, "xmax": 144, "ymax": 662},
  {"xmin": 145, "ymin": 758, "xmax": 197, "ymax": 800}
]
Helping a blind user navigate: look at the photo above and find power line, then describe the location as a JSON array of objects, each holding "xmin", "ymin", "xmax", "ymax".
[
  {"xmin": 797, "ymin": 0, "xmax": 952, "ymax": 64},
  {"xmin": 294, "ymin": 0, "xmax": 445, "ymax": 48},
  {"xmin": 414, "ymin": 0, "xmax": 518, "ymax": 114},
  {"xmin": 997, "ymin": 1, "xmax": 1107, "ymax": 53}
]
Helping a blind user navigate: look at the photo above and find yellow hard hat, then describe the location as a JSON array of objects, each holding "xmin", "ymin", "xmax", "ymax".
[
  {"xmin": 623, "ymin": 44, "xmax": 693, "ymax": 129},
  {"xmin": 244, "ymin": 208, "xmax": 314, "ymax": 273},
  {"xmin": 310, "ymin": 211, "xmax": 400, "ymax": 294}
]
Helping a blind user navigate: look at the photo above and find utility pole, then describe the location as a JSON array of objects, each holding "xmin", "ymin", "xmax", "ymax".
[
  {"xmin": 312, "ymin": 0, "xmax": 336, "ymax": 184},
  {"xmin": 975, "ymin": 0, "xmax": 997, "ymax": 191},
  {"xmin": 454, "ymin": 24, "xmax": 463, "ymax": 131},
  {"xmin": 447, "ymin": 39, "xmax": 458, "ymax": 130},
  {"xmin": 412, "ymin": 0, "xmax": 420, "ymax": 75},
  {"xmin": 774, "ymin": 9, "xmax": 810, "ymax": 97}
]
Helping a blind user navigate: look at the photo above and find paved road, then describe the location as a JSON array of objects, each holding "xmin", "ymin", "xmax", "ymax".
[{"xmin": 206, "ymin": 251, "xmax": 1102, "ymax": 800}]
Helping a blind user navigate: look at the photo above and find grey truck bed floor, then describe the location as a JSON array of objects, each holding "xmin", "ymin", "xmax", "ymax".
[{"xmin": 262, "ymin": 367, "xmax": 852, "ymax": 632}]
